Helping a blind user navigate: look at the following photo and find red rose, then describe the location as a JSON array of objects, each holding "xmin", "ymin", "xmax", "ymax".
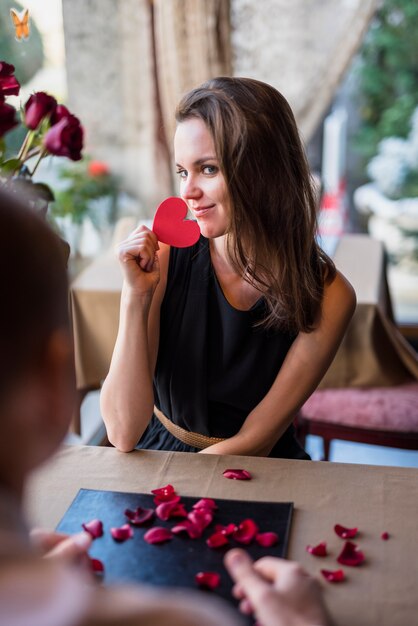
[
  {"xmin": 44, "ymin": 113, "xmax": 84, "ymax": 161},
  {"xmin": 0, "ymin": 100, "xmax": 18, "ymax": 137},
  {"xmin": 24, "ymin": 92, "xmax": 57, "ymax": 130},
  {"xmin": 50, "ymin": 104, "xmax": 70, "ymax": 125},
  {"xmin": 0, "ymin": 61, "xmax": 20, "ymax": 97},
  {"xmin": 88, "ymin": 161, "xmax": 109, "ymax": 176}
]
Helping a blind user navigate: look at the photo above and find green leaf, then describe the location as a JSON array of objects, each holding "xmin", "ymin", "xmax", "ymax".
[
  {"xmin": 31, "ymin": 182, "xmax": 55, "ymax": 202},
  {"xmin": 0, "ymin": 158, "xmax": 23, "ymax": 174}
]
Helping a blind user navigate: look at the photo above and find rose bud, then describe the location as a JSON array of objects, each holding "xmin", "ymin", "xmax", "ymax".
[
  {"xmin": 88, "ymin": 160, "xmax": 110, "ymax": 176},
  {"xmin": 0, "ymin": 61, "xmax": 20, "ymax": 97},
  {"xmin": 0, "ymin": 100, "xmax": 19, "ymax": 137},
  {"xmin": 24, "ymin": 92, "xmax": 57, "ymax": 130},
  {"xmin": 44, "ymin": 113, "xmax": 84, "ymax": 161}
]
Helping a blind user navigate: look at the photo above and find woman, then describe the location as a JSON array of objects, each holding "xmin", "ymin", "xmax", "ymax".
[{"xmin": 101, "ymin": 76, "xmax": 356, "ymax": 457}]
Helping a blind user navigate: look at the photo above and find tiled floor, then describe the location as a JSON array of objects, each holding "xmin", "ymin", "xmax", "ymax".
[{"xmin": 70, "ymin": 390, "xmax": 418, "ymax": 469}]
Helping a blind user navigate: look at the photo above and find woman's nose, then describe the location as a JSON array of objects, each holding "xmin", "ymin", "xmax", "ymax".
[{"xmin": 181, "ymin": 175, "xmax": 202, "ymax": 200}]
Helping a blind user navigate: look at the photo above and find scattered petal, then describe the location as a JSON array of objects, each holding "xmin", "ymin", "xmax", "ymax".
[
  {"xmin": 143, "ymin": 527, "xmax": 173, "ymax": 544},
  {"xmin": 337, "ymin": 541, "xmax": 365, "ymax": 567},
  {"xmin": 233, "ymin": 519, "xmax": 259, "ymax": 545},
  {"xmin": 192, "ymin": 498, "xmax": 218, "ymax": 511},
  {"xmin": 82, "ymin": 519, "xmax": 103, "ymax": 539},
  {"xmin": 90, "ymin": 558, "xmax": 104, "ymax": 574},
  {"xmin": 206, "ymin": 531, "xmax": 230, "ymax": 548},
  {"xmin": 306, "ymin": 542, "xmax": 328, "ymax": 557},
  {"xmin": 256, "ymin": 532, "xmax": 279, "ymax": 547},
  {"xmin": 125, "ymin": 507, "xmax": 155, "ymax": 526},
  {"xmin": 188, "ymin": 509, "xmax": 213, "ymax": 531},
  {"xmin": 111, "ymin": 524, "xmax": 134, "ymax": 542},
  {"xmin": 195, "ymin": 571, "xmax": 221, "ymax": 590},
  {"xmin": 223, "ymin": 469, "xmax": 252, "ymax": 481},
  {"xmin": 381, "ymin": 531, "xmax": 390, "ymax": 541},
  {"xmin": 334, "ymin": 524, "xmax": 358, "ymax": 539},
  {"xmin": 151, "ymin": 485, "xmax": 181, "ymax": 505},
  {"xmin": 215, "ymin": 523, "xmax": 237, "ymax": 536},
  {"xmin": 172, "ymin": 520, "xmax": 203, "ymax": 539},
  {"xmin": 151, "ymin": 485, "xmax": 179, "ymax": 505},
  {"xmin": 156, "ymin": 501, "xmax": 188, "ymax": 521},
  {"xmin": 321, "ymin": 569, "xmax": 345, "ymax": 583}
]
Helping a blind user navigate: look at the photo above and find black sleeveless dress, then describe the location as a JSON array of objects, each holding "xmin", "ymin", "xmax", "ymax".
[{"xmin": 137, "ymin": 236, "xmax": 309, "ymax": 459}]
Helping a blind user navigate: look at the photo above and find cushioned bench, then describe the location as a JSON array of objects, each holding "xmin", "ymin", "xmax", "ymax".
[{"xmin": 297, "ymin": 382, "xmax": 418, "ymax": 460}]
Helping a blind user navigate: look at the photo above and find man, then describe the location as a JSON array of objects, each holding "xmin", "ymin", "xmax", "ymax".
[{"xmin": 0, "ymin": 190, "xmax": 330, "ymax": 626}]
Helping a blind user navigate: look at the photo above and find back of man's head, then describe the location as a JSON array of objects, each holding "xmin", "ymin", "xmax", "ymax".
[{"xmin": 0, "ymin": 189, "xmax": 69, "ymax": 406}]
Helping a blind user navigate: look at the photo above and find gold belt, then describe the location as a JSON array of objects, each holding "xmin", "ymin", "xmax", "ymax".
[{"xmin": 153, "ymin": 406, "xmax": 225, "ymax": 450}]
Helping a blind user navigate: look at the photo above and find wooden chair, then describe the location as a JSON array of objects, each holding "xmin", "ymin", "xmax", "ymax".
[{"xmin": 296, "ymin": 381, "xmax": 418, "ymax": 460}]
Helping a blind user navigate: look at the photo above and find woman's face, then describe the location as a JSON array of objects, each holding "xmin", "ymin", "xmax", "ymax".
[{"xmin": 174, "ymin": 117, "xmax": 230, "ymax": 239}]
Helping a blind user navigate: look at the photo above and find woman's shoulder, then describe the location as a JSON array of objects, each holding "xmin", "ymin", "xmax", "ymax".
[{"xmin": 324, "ymin": 269, "xmax": 357, "ymax": 318}]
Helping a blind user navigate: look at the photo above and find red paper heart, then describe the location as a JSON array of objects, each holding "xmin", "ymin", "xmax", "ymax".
[{"xmin": 152, "ymin": 197, "xmax": 200, "ymax": 248}]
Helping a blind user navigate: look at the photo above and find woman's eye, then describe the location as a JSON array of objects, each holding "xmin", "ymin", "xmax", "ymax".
[
  {"xmin": 176, "ymin": 169, "xmax": 187, "ymax": 180},
  {"xmin": 203, "ymin": 165, "xmax": 217, "ymax": 175}
]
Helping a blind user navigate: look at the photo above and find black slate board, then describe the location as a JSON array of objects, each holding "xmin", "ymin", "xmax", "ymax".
[{"xmin": 57, "ymin": 488, "xmax": 293, "ymax": 622}]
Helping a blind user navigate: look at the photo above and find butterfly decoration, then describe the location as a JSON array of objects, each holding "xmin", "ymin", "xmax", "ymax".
[{"xmin": 10, "ymin": 7, "xmax": 30, "ymax": 41}]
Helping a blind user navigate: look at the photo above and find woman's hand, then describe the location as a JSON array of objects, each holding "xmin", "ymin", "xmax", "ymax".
[
  {"xmin": 224, "ymin": 549, "xmax": 332, "ymax": 626},
  {"xmin": 118, "ymin": 225, "xmax": 160, "ymax": 297}
]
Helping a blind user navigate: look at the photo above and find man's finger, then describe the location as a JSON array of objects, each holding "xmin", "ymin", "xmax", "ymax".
[
  {"xmin": 45, "ymin": 532, "xmax": 92, "ymax": 560},
  {"xmin": 30, "ymin": 528, "xmax": 70, "ymax": 552},
  {"xmin": 224, "ymin": 549, "xmax": 275, "ymax": 606}
]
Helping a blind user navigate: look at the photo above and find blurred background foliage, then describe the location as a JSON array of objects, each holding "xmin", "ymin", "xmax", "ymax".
[{"xmin": 355, "ymin": 0, "xmax": 418, "ymax": 162}]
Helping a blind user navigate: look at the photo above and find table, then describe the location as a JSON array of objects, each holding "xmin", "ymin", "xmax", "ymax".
[
  {"xmin": 25, "ymin": 445, "xmax": 418, "ymax": 626},
  {"xmin": 70, "ymin": 233, "xmax": 417, "ymax": 397}
]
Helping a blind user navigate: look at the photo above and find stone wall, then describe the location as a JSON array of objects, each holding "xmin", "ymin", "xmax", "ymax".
[
  {"xmin": 62, "ymin": 0, "xmax": 378, "ymax": 215},
  {"xmin": 62, "ymin": 0, "xmax": 168, "ymax": 214},
  {"xmin": 231, "ymin": 0, "xmax": 378, "ymax": 142}
]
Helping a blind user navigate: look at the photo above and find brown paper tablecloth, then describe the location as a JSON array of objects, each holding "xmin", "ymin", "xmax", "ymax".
[
  {"xmin": 25, "ymin": 445, "xmax": 418, "ymax": 626},
  {"xmin": 70, "ymin": 234, "xmax": 417, "ymax": 391}
]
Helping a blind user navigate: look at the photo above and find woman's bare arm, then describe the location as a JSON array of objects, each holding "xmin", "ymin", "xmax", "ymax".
[{"xmin": 100, "ymin": 227, "xmax": 170, "ymax": 452}]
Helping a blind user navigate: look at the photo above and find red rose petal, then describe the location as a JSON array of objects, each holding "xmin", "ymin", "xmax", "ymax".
[
  {"xmin": 172, "ymin": 520, "xmax": 203, "ymax": 539},
  {"xmin": 125, "ymin": 507, "xmax": 155, "ymax": 526},
  {"xmin": 156, "ymin": 501, "xmax": 188, "ymax": 521},
  {"xmin": 215, "ymin": 523, "xmax": 237, "ymax": 536},
  {"xmin": 206, "ymin": 531, "xmax": 230, "ymax": 548},
  {"xmin": 192, "ymin": 498, "xmax": 218, "ymax": 511},
  {"xmin": 381, "ymin": 531, "xmax": 390, "ymax": 541},
  {"xmin": 256, "ymin": 532, "xmax": 279, "ymax": 547},
  {"xmin": 321, "ymin": 569, "xmax": 345, "ymax": 583},
  {"xmin": 90, "ymin": 557, "xmax": 104, "ymax": 574},
  {"xmin": 143, "ymin": 527, "xmax": 173, "ymax": 544},
  {"xmin": 188, "ymin": 509, "xmax": 213, "ymax": 531},
  {"xmin": 82, "ymin": 519, "xmax": 103, "ymax": 539},
  {"xmin": 195, "ymin": 571, "xmax": 221, "ymax": 590},
  {"xmin": 334, "ymin": 524, "xmax": 358, "ymax": 539},
  {"xmin": 151, "ymin": 484, "xmax": 180, "ymax": 504},
  {"xmin": 111, "ymin": 524, "xmax": 134, "ymax": 542},
  {"xmin": 223, "ymin": 469, "xmax": 252, "ymax": 480},
  {"xmin": 233, "ymin": 519, "xmax": 259, "ymax": 545},
  {"xmin": 337, "ymin": 541, "xmax": 365, "ymax": 566},
  {"xmin": 306, "ymin": 541, "xmax": 328, "ymax": 557}
]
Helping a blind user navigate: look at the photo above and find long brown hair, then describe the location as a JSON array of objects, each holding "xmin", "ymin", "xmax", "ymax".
[{"xmin": 175, "ymin": 76, "xmax": 336, "ymax": 333}]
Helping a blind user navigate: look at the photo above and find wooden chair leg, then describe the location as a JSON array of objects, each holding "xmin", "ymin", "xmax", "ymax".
[{"xmin": 322, "ymin": 438, "xmax": 331, "ymax": 461}]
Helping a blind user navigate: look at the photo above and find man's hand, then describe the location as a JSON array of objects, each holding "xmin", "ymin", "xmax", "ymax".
[
  {"xmin": 224, "ymin": 548, "xmax": 332, "ymax": 626},
  {"xmin": 30, "ymin": 528, "xmax": 92, "ymax": 562}
]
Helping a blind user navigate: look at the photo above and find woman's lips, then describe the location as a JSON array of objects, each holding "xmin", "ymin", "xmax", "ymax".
[{"xmin": 192, "ymin": 205, "xmax": 214, "ymax": 218}]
